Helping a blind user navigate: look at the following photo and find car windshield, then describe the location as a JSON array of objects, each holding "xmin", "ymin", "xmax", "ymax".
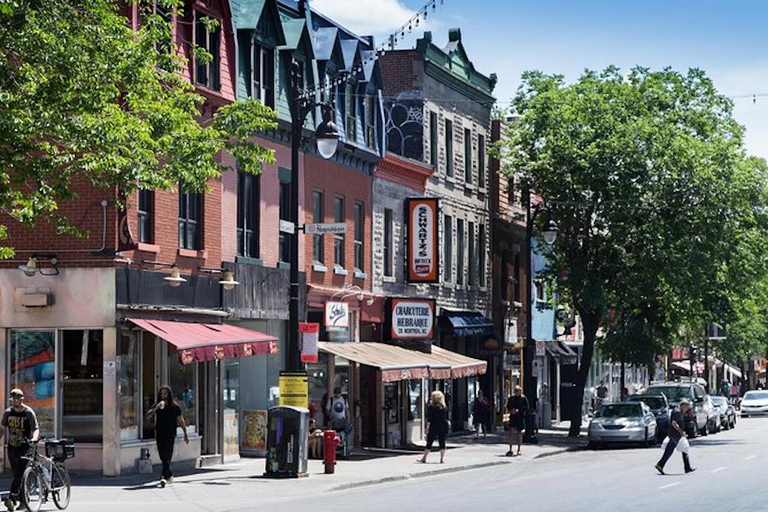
[
  {"xmin": 596, "ymin": 404, "xmax": 642, "ymax": 418},
  {"xmin": 711, "ymin": 397, "xmax": 728, "ymax": 407},
  {"xmin": 646, "ymin": 386, "xmax": 692, "ymax": 401},
  {"xmin": 628, "ymin": 396, "xmax": 665, "ymax": 409},
  {"xmin": 744, "ymin": 391, "xmax": 768, "ymax": 401}
]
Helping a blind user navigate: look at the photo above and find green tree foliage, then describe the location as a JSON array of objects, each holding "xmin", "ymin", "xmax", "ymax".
[
  {"xmin": 498, "ymin": 66, "xmax": 768, "ymax": 435},
  {"xmin": 0, "ymin": 0, "xmax": 277, "ymax": 255}
]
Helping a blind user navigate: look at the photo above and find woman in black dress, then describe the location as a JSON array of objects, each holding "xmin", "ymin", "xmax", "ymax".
[
  {"xmin": 418, "ymin": 391, "xmax": 449, "ymax": 464},
  {"xmin": 146, "ymin": 385, "xmax": 189, "ymax": 487}
]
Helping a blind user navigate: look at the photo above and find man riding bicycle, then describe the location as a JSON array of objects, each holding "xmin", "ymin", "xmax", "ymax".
[{"xmin": 0, "ymin": 389, "xmax": 39, "ymax": 512}]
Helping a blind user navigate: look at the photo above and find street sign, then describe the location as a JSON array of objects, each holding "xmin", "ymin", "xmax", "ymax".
[
  {"xmin": 535, "ymin": 340, "xmax": 546, "ymax": 357},
  {"xmin": 304, "ymin": 222, "xmax": 347, "ymax": 234},
  {"xmin": 279, "ymin": 220, "xmax": 295, "ymax": 234}
]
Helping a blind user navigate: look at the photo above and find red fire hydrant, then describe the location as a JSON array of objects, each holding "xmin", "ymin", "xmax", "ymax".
[{"xmin": 323, "ymin": 430, "xmax": 340, "ymax": 474}]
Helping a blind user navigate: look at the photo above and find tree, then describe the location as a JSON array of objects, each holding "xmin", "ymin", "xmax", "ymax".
[
  {"xmin": 498, "ymin": 66, "xmax": 768, "ymax": 435},
  {"xmin": 0, "ymin": 0, "xmax": 276, "ymax": 255}
]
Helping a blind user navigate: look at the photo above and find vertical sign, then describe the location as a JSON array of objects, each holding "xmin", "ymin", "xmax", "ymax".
[
  {"xmin": 299, "ymin": 322, "xmax": 319, "ymax": 363},
  {"xmin": 406, "ymin": 198, "xmax": 440, "ymax": 283}
]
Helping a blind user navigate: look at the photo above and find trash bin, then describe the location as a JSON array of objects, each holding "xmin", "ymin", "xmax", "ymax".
[{"xmin": 264, "ymin": 406, "xmax": 309, "ymax": 478}]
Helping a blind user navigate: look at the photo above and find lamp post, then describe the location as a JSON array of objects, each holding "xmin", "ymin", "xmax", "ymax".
[
  {"xmin": 287, "ymin": 61, "xmax": 340, "ymax": 372},
  {"xmin": 523, "ymin": 185, "xmax": 558, "ymax": 443}
]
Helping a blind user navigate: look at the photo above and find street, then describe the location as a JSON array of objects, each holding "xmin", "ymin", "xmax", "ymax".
[{"xmin": 38, "ymin": 416, "xmax": 767, "ymax": 512}]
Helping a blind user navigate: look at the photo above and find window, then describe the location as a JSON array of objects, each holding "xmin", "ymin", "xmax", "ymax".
[
  {"xmin": 168, "ymin": 344, "xmax": 197, "ymax": 434},
  {"xmin": 118, "ymin": 332, "xmax": 140, "ymax": 441},
  {"xmin": 312, "ymin": 190, "xmax": 324, "ymax": 264},
  {"xmin": 9, "ymin": 331, "xmax": 55, "ymax": 437},
  {"xmin": 366, "ymin": 94, "xmax": 376, "ymax": 149},
  {"xmin": 384, "ymin": 208, "xmax": 394, "ymax": 277},
  {"xmin": 456, "ymin": 219, "xmax": 464, "ymax": 285},
  {"xmin": 443, "ymin": 215, "xmax": 452, "ymax": 282},
  {"xmin": 334, "ymin": 196, "xmax": 345, "ymax": 267},
  {"xmin": 464, "ymin": 128, "xmax": 472, "ymax": 184},
  {"xmin": 507, "ymin": 176, "xmax": 515, "ymax": 204},
  {"xmin": 194, "ymin": 11, "xmax": 220, "ymax": 90},
  {"xmin": 138, "ymin": 189, "xmax": 153, "ymax": 243},
  {"xmin": 468, "ymin": 221, "xmax": 475, "ymax": 287},
  {"xmin": 151, "ymin": 1, "xmax": 172, "ymax": 56},
  {"xmin": 345, "ymin": 83, "xmax": 356, "ymax": 142},
  {"xmin": 429, "ymin": 112, "xmax": 438, "ymax": 167},
  {"xmin": 479, "ymin": 224, "xmax": 486, "ymax": 286},
  {"xmin": 513, "ymin": 253, "xmax": 521, "ymax": 302},
  {"xmin": 478, "ymin": 135, "xmax": 486, "ymax": 189},
  {"xmin": 178, "ymin": 188, "xmax": 201, "ymax": 250},
  {"xmin": 251, "ymin": 43, "xmax": 275, "ymax": 108},
  {"xmin": 354, "ymin": 202, "xmax": 364, "ymax": 271},
  {"xmin": 535, "ymin": 279, "xmax": 545, "ymax": 301},
  {"xmin": 62, "ymin": 330, "xmax": 104, "ymax": 443},
  {"xmin": 237, "ymin": 171, "xmax": 259, "ymax": 258},
  {"xmin": 279, "ymin": 180, "xmax": 291, "ymax": 263},
  {"xmin": 445, "ymin": 119, "xmax": 453, "ymax": 177}
]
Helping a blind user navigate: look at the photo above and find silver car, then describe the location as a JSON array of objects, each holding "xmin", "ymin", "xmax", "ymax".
[
  {"xmin": 741, "ymin": 390, "xmax": 768, "ymax": 417},
  {"xmin": 588, "ymin": 402, "xmax": 658, "ymax": 448}
]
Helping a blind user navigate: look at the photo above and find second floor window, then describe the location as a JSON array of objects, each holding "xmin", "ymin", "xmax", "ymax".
[
  {"xmin": 194, "ymin": 11, "xmax": 220, "ymax": 91},
  {"xmin": 312, "ymin": 190, "xmax": 324, "ymax": 264},
  {"xmin": 468, "ymin": 221, "xmax": 475, "ymax": 287},
  {"xmin": 334, "ymin": 196, "xmax": 345, "ymax": 267},
  {"xmin": 279, "ymin": 180, "xmax": 291, "ymax": 263},
  {"xmin": 479, "ymin": 224, "xmax": 486, "ymax": 286},
  {"xmin": 137, "ymin": 189, "xmax": 153, "ymax": 244},
  {"xmin": 383, "ymin": 208, "xmax": 393, "ymax": 277},
  {"xmin": 366, "ymin": 94, "xmax": 376, "ymax": 149},
  {"xmin": 345, "ymin": 83, "xmax": 356, "ymax": 143},
  {"xmin": 429, "ymin": 112, "xmax": 438, "ymax": 167},
  {"xmin": 443, "ymin": 214, "xmax": 452, "ymax": 282},
  {"xmin": 354, "ymin": 202, "xmax": 364, "ymax": 272},
  {"xmin": 478, "ymin": 135, "xmax": 486, "ymax": 189},
  {"xmin": 237, "ymin": 171, "xmax": 259, "ymax": 258},
  {"xmin": 464, "ymin": 129, "xmax": 472, "ymax": 184},
  {"xmin": 251, "ymin": 43, "xmax": 274, "ymax": 108},
  {"xmin": 445, "ymin": 119, "xmax": 453, "ymax": 177},
  {"xmin": 178, "ymin": 188, "xmax": 201, "ymax": 250},
  {"xmin": 456, "ymin": 219, "xmax": 464, "ymax": 286}
]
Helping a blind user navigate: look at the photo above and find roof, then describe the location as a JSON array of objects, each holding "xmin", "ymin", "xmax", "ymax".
[
  {"xmin": 313, "ymin": 27, "xmax": 339, "ymax": 61},
  {"xmin": 231, "ymin": 0, "xmax": 267, "ymax": 29},
  {"xmin": 280, "ymin": 18, "xmax": 306, "ymax": 51},
  {"xmin": 339, "ymin": 39, "xmax": 359, "ymax": 71}
]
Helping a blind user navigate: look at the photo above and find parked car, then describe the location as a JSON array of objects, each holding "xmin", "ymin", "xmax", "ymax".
[
  {"xmin": 644, "ymin": 382, "xmax": 712, "ymax": 436},
  {"xmin": 740, "ymin": 390, "xmax": 768, "ymax": 417},
  {"xmin": 704, "ymin": 395, "xmax": 721, "ymax": 433},
  {"xmin": 710, "ymin": 396, "xmax": 736, "ymax": 429},
  {"xmin": 625, "ymin": 394, "xmax": 669, "ymax": 441},
  {"xmin": 588, "ymin": 402, "xmax": 657, "ymax": 448}
]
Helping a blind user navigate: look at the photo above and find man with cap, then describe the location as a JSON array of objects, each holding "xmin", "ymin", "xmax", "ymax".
[
  {"xmin": 0, "ymin": 389, "xmax": 39, "ymax": 511},
  {"xmin": 655, "ymin": 399, "xmax": 695, "ymax": 475}
]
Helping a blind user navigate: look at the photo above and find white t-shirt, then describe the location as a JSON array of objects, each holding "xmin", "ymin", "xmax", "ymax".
[{"xmin": 328, "ymin": 396, "xmax": 348, "ymax": 421}]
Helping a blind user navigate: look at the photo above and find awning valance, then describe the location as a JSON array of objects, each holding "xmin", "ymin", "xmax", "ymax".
[
  {"xmin": 441, "ymin": 311, "xmax": 495, "ymax": 338},
  {"xmin": 127, "ymin": 319, "xmax": 278, "ymax": 364},
  {"xmin": 545, "ymin": 340, "xmax": 579, "ymax": 363},
  {"xmin": 317, "ymin": 342, "xmax": 486, "ymax": 382}
]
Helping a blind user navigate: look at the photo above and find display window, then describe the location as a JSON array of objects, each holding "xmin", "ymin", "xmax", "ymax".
[
  {"xmin": 9, "ymin": 330, "xmax": 56, "ymax": 437},
  {"xmin": 61, "ymin": 330, "xmax": 104, "ymax": 443},
  {"xmin": 118, "ymin": 332, "xmax": 140, "ymax": 441}
]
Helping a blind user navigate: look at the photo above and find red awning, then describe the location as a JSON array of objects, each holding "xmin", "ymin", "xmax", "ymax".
[{"xmin": 127, "ymin": 319, "xmax": 278, "ymax": 364}]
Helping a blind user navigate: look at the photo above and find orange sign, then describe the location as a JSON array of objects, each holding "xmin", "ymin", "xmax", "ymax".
[{"xmin": 406, "ymin": 198, "xmax": 440, "ymax": 283}]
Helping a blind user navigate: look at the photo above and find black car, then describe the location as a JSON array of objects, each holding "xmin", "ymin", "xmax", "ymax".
[
  {"xmin": 626, "ymin": 394, "xmax": 670, "ymax": 440},
  {"xmin": 710, "ymin": 396, "xmax": 736, "ymax": 429}
]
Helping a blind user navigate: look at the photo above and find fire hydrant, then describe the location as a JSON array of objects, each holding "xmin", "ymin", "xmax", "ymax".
[{"xmin": 323, "ymin": 430, "xmax": 340, "ymax": 474}]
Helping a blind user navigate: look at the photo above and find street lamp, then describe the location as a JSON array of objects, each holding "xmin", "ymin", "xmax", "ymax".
[
  {"xmin": 287, "ymin": 61, "xmax": 340, "ymax": 372},
  {"xmin": 523, "ymin": 187, "xmax": 557, "ymax": 443}
]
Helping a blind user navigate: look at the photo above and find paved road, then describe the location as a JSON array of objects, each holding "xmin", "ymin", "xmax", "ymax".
[{"xmin": 42, "ymin": 416, "xmax": 768, "ymax": 511}]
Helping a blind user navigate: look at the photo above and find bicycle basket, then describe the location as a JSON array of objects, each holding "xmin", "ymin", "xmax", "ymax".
[{"xmin": 45, "ymin": 439, "xmax": 75, "ymax": 461}]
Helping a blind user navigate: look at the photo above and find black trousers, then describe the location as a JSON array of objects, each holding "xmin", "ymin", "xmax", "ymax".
[
  {"xmin": 156, "ymin": 435, "xmax": 175, "ymax": 480},
  {"xmin": 426, "ymin": 430, "xmax": 446, "ymax": 451},
  {"xmin": 657, "ymin": 436, "xmax": 692, "ymax": 471},
  {"xmin": 8, "ymin": 446, "xmax": 30, "ymax": 499}
]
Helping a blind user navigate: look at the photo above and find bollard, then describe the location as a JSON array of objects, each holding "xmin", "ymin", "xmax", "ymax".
[{"xmin": 323, "ymin": 430, "xmax": 340, "ymax": 474}]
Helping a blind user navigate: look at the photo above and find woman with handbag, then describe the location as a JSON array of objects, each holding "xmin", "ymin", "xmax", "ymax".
[{"xmin": 418, "ymin": 391, "xmax": 449, "ymax": 464}]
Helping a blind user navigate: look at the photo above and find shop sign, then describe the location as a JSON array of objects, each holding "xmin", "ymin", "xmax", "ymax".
[
  {"xmin": 278, "ymin": 371, "xmax": 308, "ymax": 408},
  {"xmin": 391, "ymin": 299, "xmax": 435, "ymax": 339},
  {"xmin": 535, "ymin": 340, "xmax": 546, "ymax": 357},
  {"xmin": 324, "ymin": 301, "xmax": 349, "ymax": 331},
  {"xmin": 406, "ymin": 198, "xmax": 439, "ymax": 283},
  {"xmin": 299, "ymin": 322, "xmax": 319, "ymax": 363},
  {"xmin": 504, "ymin": 318, "xmax": 518, "ymax": 346}
]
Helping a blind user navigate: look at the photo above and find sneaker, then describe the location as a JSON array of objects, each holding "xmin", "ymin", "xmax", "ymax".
[
  {"xmin": 159, "ymin": 478, "xmax": 167, "ymax": 488},
  {"xmin": 167, "ymin": 476, "xmax": 173, "ymax": 485},
  {"xmin": 5, "ymin": 499, "xmax": 15, "ymax": 512},
  {"xmin": 654, "ymin": 464, "xmax": 665, "ymax": 475},
  {"xmin": 505, "ymin": 451, "xmax": 513, "ymax": 457},
  {"xmin": 685, "ymin": 468, "xmax": 697, "ymax": 474}
]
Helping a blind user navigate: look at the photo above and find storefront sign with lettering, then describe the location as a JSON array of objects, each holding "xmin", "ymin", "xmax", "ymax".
[
  {"xmin": 391, "ymin": 299, "xmax": 435, "ymax": 339},
  {"xmin": 324, "ymin": 301, "xmax": 349, "ymax": 332},
  {"xmin": 406, "ymin": 198, "xmax": 439, "ymax": 283}
]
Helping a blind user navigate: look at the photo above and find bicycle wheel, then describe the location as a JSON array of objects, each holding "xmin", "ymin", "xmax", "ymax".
[
  {"xmin": 51, "ymin": 463, "xmax": 71, "ymax": 510},
  {"xmin": 21, "ymin": 466, "xmax": 44, "ymax": 512}
]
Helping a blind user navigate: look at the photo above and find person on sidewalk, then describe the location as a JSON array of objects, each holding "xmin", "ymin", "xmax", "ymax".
[
  {"xmin": 0, "ymin": 388, "xmax": 39, "ymax": 512},
  {"xmin": 326, "ymin": 387, "xmax": 353, "ymax": 455},
  {"xmin": 472, "ymin": 389, "xmax": 491, "ymax": 439},
  {"xmin": 418, "ymin": 391, "xmax": 449, "ymax": 464},
  {"xmin": 655, "ymin": 400, "xmax": 696, "ymax": 475},
  {"xmin": 506, "ymin": 386, "xmax": 529, "ymax": 457},
  {"xmin": 147, "ymin": 385, "xmax": 189, "ymax": 487}
]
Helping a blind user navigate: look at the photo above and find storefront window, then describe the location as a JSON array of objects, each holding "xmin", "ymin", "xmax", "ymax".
[
  {"xmin": 9, "ymin": 331, "xmax": 56, "ymax": 437},
  {"xmin": 408, "ymin": 380, "xmax": 422, "ymax": 421},
  {"xmin": 118, "ymin": 332, "xmax": 140, "ymax": 441},
  {"xmin": 223, "ymin": 359, "xmax": 239, "ymax": 411},
  {"xmin": 168, "ymin": 346, "xmax": 197, "ymax": 435},
  {"xmin": 384, "ymin": 382, "xmax": 399, "ymax": 424},
  {"xmin": 61, "ymin": 330, "xmax": 103, "ymax": 443},
  {"xmin": 307, "ymin": 353, "xmax": 328, "ymax": 424}
]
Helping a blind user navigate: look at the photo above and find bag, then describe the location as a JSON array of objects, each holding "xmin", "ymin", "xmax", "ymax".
[{"xmin": 676, "ymin": 437, "xmax": 690, "ymax": 454}]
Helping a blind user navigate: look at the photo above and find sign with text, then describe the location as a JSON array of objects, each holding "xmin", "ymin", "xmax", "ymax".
[
  {"xmin": 299, "ymin": 322, "xmax": 319, "ymax": 363},
  {"xmin": 304, "ymin": 222, "xmax": 347, "ymax": 234},
  {"xmin": 278, "ymin": 372, "xmax": 308, "ymax": 408},
  {"xmin": 390, "ymin": 299, "xmax": 435, "ymax": 339},
  {"xmin": 324, "ymin": 301, "xmax": 349, "ymax": 332},
  {"xmin": 406, "ymin": 198, "xmax": 440, "ymax": 283}
]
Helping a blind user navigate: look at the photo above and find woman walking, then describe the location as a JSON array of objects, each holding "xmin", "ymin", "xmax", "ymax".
[
  {"xmin": 147, "ymin": 386, "xmax": 189, "ymax": 487},
  {"xmin": 418, "ymin": 391, "xmax": 449, "ymax": 464},
  {"xmin": 472, "ymin": 389, "xmax": 491, "ymax": 438}
]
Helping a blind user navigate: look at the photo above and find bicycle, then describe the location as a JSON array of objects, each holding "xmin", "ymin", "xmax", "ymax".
[{"xmin": 20, "ymin": 437, "xmax": 73, "ymax": 512}]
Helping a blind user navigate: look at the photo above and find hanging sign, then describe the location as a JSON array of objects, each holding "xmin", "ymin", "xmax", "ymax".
[
  {"xmin": 324, "ymin": 301, "xmax": 349, "ymax": 332},
  {"xmin": 406, "ymin": 198, "xmax": 440, "ymax": 283},
  {"xmin": 535, "ymin": 340, "xmax": 546, "ymax": 357},
  {"xmin": 299, "ymin": 322, "xmax": 319, "ymax": 363},
  {"xmin": 390, "ymin": 299, "xmax": 435, "ymax": 339}
]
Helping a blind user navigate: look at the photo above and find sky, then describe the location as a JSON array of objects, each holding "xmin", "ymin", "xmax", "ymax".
[{"xmin": 311, "ymin": 0, "xmax": 768, "ymax": 159}]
